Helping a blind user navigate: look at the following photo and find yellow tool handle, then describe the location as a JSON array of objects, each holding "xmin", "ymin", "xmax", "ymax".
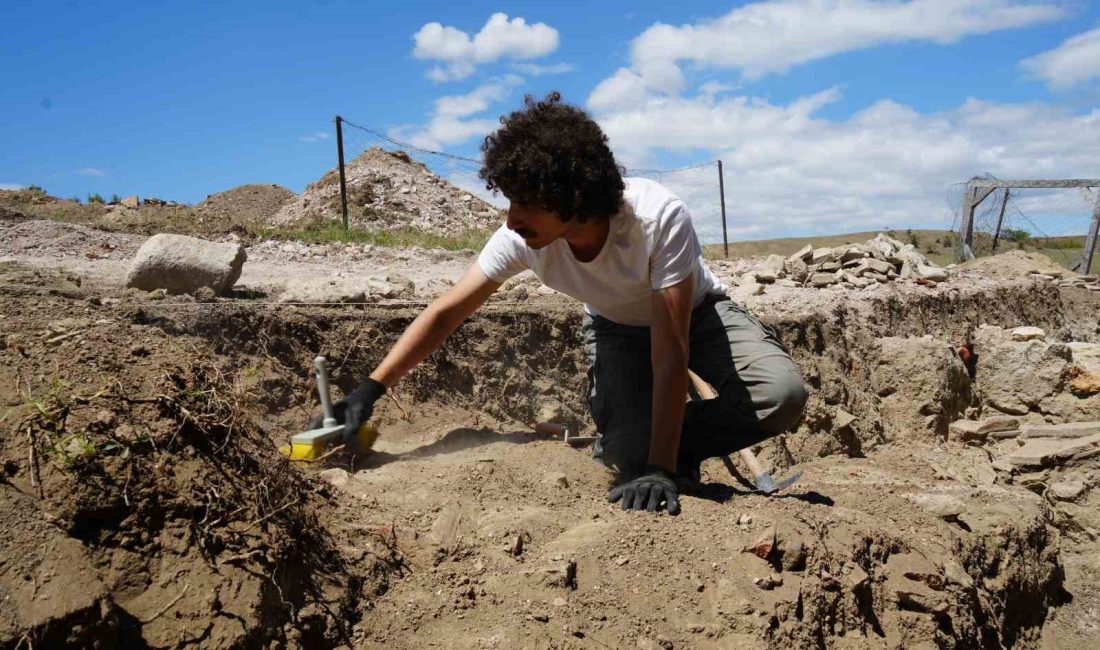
[{"xmin": 686, "ymin": 370, "xmax": 767, "ymax": 477}]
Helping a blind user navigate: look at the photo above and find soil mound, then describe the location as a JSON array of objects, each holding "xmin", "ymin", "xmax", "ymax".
[
  {"xmin": 196, "ymin": 183, "xmax": 295, "ymax": 224},
  {"xmin": 961, "ymin": 249, "xmax": 1071, "ymax": 278},
  {"xmin": 0, "ymin": 276, "xmax": 396, "ymax": 647},
  {"xmin": 271, "ymin": 147, "xmax": 501, "ymax": 236}
]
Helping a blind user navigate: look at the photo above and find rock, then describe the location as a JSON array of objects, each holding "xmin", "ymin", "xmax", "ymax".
[
  {"xmin": 1005, "ymin": 433, "xmax": 1100, "ymax": 468},
  {"xmin": 1019, "ymin": 421, "xmax": 1100, "ymax": 439},
  {"xmin": 1070, "ymin": 366, "xmax": 1100, "ymax": 395},
  {"xmin": 873, "ymin": 336, "xmax": 971, "ymax": 440},
  {"xmin": 366, "ymin": 274, "xmax": 415, "ymax": 299},
  {"xmin": 854, "ymin": 258, "xmax": 894, "ymax": 276},
  {"xmin": 785, "ymin": 257, "xmax": 809, "ymax": 282},
  {"xmin": 319, "ymin": 468, "xmax": 350, "ymax": 488},
  {"xmin": 818, "ymin": 261, "xmax": 842, "ymax": 273},
  {"xmin": 753, "ymin": 574, "xmax": 783, "ymax": 590},
  {"xmin": 810, "ymin": 247, "xmax": 834, "ymax": 263},
  {"xmin": 845, "ymin": 275, "xmax": 872, "ymax": 289},
  {"xmin": 744, "ymin": 526, "xmax": 776, "ymax": 560},
  {"xmin": 1048, "ymin": 480, "xmax": 1085, "ymax": 501},
  {"xmin": 736, "ymin": 514, "xmax": 752, "ymax": 526},
  {"xmin": 810, "ymin": 272, "xmax": 838, "ymax": 287},
  {"xmin": 787, "ymin": 244, "xmax": 813, "ymax": 262},
  {"xmin": 126, "ymin": 234, "xmax": 246, "ymax": 295},
  {"xmin": 917, "ymin": 264, "xmax": 947, "ymax": 282},
  {"xmin": 776, "ymin": 530, "xmax": 806, "ymax": 571},
  {"xmin": 547, "ymin": 473, "xmax": 570, "ymax": 489},
  {"xmin": 865, "ymin": 271, "xmax": 889, "ymax": 283},
  {"xmin": 756, "ymin": 254, "xmax": 786, "ymax": 283},
  {"xmin": 637, "ymin": 637, "xmax": 661, "ymax": 650},
  {"xmin": 971, "ymin": 325, "xmax": 1082, "ymax": 418},
  {"xmin": 1010, "ymin": 326, "xmax": 1046, "ymax": 341},
  {"xmin": 1068, "ymin": 342, "xmax": 1100, "ymax": 374},
  {"xmin": 948, "ymin": 416, "xmax": 1018, "ymax": 441},
  {"xmin": 121, "ymin": 195, "xmax": 140, "ymax": 208},
  {"xmin": 615, "ymin": 556, "xmax": 630, "ymax": 566},
  {"xmin": 907, "ymin": 493, "xmax": 965, "ymax": 520},
  {"xmin": 843, "ymin": 564, "xmax": 869, "ymax": 589},
  {"xmin": 278, "ymin": 277, "xmax": 366, "ymax": 304},
  {"xmin": 542, "ymin": 559, "xmax": 577, "ymax": 589},
  {"xmin": 834, "ymin": 409, "xmax": 857, "ymax": 430}
]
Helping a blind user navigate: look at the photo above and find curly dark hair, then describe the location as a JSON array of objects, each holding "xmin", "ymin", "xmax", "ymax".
[{"xmin": 479, "ymin": 92, "xmax": 624, "ymax": 222}]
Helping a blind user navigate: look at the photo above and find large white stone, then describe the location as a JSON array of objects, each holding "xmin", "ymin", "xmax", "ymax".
[{"xmin": 126, "ymin": 233, "xmax": 246, "ymax": 295}]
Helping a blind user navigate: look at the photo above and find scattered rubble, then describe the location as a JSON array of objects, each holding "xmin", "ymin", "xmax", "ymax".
[
  {"xmin": 271, "ymin": 147, "xmax": 502, "ymax": 236},
  {"xmin": 196, "ymin": 183, "xmax": 295, "ymax": 223}
]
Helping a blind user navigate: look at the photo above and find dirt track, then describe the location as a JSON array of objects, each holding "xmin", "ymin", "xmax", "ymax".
[{"xmin": 2, "ymin": 221, "xmax": 1100, "ymax": 647}]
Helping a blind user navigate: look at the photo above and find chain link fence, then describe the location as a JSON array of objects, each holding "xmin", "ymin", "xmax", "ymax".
[
  {"xmin": 952, "ymin": 177, "xmax": 1100, "ymax": 273},
  {"xmin": 335, "ymin": 116, "xmax": 732, "ymax": 255}
]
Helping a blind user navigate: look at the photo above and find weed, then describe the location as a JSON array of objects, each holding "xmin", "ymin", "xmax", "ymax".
[
  {"xmin": 88, "ymin": 193, "xmax": 105, "ymax": 204},
  {"xmin": 110, "ymin": 193, "xmax": 121, "ymax": 204}
]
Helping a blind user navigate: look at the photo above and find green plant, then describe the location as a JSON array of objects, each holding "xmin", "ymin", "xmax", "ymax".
[
  {"xmin": 1003, "ymin": 228, "xmax": 1032, "ymax": 247},
  {"xmin": 110, "ymin": 193, "xmax": 121, "ymax": 204},
  {"xmin": 70, "ymin": 196, "xmax": 82, "ymax": 204},
  {"xmin": 905, "ymin": 228, "xmax": 918, "ymax": 246},
  {"xmin": 88, "ymin": 193, "xmax": 105, "ymax": 204},
  {"xmin": 252, "ymin": 221, "xmax": 493, "ymax": 251},
  {"xmin": 27, "ymin": 184, "xmax": 46, "ymax": 194}
]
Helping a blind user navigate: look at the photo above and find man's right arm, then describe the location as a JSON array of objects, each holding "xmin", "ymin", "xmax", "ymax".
[{"xmin": 369, "ymin": 262, "xmax": 501, "ymax": 387}]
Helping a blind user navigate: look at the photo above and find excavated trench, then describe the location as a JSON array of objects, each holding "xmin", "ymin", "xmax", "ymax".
[{"xmin": 3, "ymin": 273, "xmax": 1098, "ymax": 648}]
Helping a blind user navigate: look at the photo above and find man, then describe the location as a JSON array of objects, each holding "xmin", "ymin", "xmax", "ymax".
[{"xmin": 322, "ymin": 92, "xmax": 808, "ymax": 515}]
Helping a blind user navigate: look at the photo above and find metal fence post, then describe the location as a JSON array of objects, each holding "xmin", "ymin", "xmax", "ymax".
[
  {"xmin": 991, "ymin": 188, "xmax": 1010, "ymax": 253},
  {"xmin": 335, "ymin": 115, "xmax": 349, "ymax": 234},
  {"xmin": 717, "ymin": 160, "xmax": 729, "ymax": 259},
  {"xmin": 1084, "ymin": 197, "xmax": 1100, "ymax": 275}
]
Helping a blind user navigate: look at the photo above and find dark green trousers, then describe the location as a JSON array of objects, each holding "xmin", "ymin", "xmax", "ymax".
[{"xmin": 582, "ymin": 294, "xmax": 808, "ymax": 475}]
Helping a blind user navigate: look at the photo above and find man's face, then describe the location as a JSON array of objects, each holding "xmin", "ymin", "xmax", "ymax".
[{"xmin": 506, "ymin": 202, "xmax": 570, "ymax": 249}]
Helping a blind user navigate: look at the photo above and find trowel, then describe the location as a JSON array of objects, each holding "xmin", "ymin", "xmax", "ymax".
[{"xmin": 281, "ymin": 356, "xmax": 379, "ymax": 461}]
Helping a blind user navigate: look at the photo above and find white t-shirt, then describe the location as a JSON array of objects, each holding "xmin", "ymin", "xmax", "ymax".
[{"xmin": 477, "ymin": 177, "xmax": 726, "ymax": 326}]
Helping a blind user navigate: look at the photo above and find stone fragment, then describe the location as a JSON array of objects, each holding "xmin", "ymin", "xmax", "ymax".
[
  {"xmin": 818, "ymin": 261, "xmax": 842, "ymax": 272},
  {"xmin": 744, "ymin": 526, "xmax": 776, "ymax": 560},
  {"xmin": 1048, "ymin": 480, "xmax": 1085, "ymax": 501},
  {"xmin": 1068, "ymin": 342, "xmax": 1100, "ymax": 374},
  {"xmin": 834, "ymin": 408, "xmax": 857, "ymax": 430},
  {"xmin": 948, "ymin": 416, "xmax": 1018, "ymax": 441},
  {"xmin": 615, "ymin": 556, "xmax": 630, "ymax": 566},
  {"xmin": 785, "ymin": 257, "xmax": 809, "ymax": 282},
  {"xmin": 319, "ymin": 468, "xmax": 350, "ymax": 488},
  {"xmin": 810, "ymin": 247, "xmax": 834, "ymax": 263},
  {"xmin": 121, "ymin": 195, "xmax": 140, "ymax": 208},
  {"xmin": 753, "ymin": 574, "xmax": 783, "ymax": 590},
  {"xmin": 1005, "ymin": 433, "xmax": 1100, "ymax": 468},
  {"xmin": 843, "ymin": 564, "xmax": 869, "ymax": 589},
  {"xmin": 542, "ymin": 559, "xmax": 577, "ymax": 589},
  {"xmin": 787, "ymin": 244, "xmax": 813, "ymax": 262},
  {"xmin": 1069, "ymin": 366, "xmax": 1100, "ymax": 395},
  {"xmin": 917, "ymin": 264, "xmax": 947, "ymax": 282},
  {"xmin": 1011, "ymin": 326, "xmax": 1046, "ymax": 341},
  {"xmin": 845, "ymin": 275, "xmax": 872, "ymax": 289},
  {"xmin": 126, "ymin": 233, "xmax": 246, "ymax": 295},
  {"xmin": 547, "ymin": 473, "xmax": 570, "ymax": 489},
  {"xmin": 1019, "ymin": 422, "xmax": 1100, "ymax": 439},
  {"xmin": 810, "ymin": 272, "xmax": 838, "ymax": 287},
  {"xmin": 754, "ymin": 254, "xmax": 786, "ymax": 284},
  {"xmin": 906, "ymin": 493, "xmax": 964, "ymax": 520}
]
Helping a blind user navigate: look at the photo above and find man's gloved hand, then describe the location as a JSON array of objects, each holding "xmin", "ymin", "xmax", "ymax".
[
  {"xmin": 307, "ymin": 378, "xmax": 386, "ymax": 453},
  {"xmin": 607, "ymin": 466, "xmax": 681, "ymax": 515}
]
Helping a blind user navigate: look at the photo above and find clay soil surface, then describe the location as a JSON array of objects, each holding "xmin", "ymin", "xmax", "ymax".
[{"xmin": 2, "ymin": 200, "xmax": 1100, "ymax": 648}]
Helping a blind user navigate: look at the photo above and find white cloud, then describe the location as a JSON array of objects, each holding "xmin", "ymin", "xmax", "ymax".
[
  {"xmin": 299, "ymin": 131, "xmax": 331, "ymax": 143},
  {"xmin": 76, "ymin": 167, "xmax": 106, "ymax": 177},
  {"xmin": 510, "ymin": 62, "xmax": 574, "ymax": 76},
  {"xmin": 596, "ymin": 0, "xmax": 1066, "ymax": 98},
  {"xmin": 1021, "ymin": 25, "xmax": 1100, "ymax": 89},
  {"xmin": 1, "ymin": 183, "xmax": 26, "ymax": 191},
  {"xmin": 398, "ymin": 77, "xmax": 522, "ymax": 150},
  {"xmin": 594, "ymin": 88, "xmax": 1100, "ymax": 242},
  {"xmin": 413, "ymin": 13, "xmax": 559, "ymax": 81}
]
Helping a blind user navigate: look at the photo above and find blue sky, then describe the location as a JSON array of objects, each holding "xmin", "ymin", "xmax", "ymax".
[{"xmin": 3, "ymin": 1, "xmax": 1099, "ymax": 241}]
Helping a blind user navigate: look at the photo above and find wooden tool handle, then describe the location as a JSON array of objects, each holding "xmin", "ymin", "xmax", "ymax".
[
  {"xmin": 534, "ymin": 422, "xmax": 565, "ymax": 437},
  {"xmin": 688, "ymin": 370, "xmax": 767, "ymax": 476}
]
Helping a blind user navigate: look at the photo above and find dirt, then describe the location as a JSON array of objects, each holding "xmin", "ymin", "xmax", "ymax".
[
  {"xmin": 3, "ymin": 214, "xmax": 1100, "ymax": 648},
  {"xmin": 960, "ymin": 250, "xmax": 1072, "ymax": 278},
  {"xmin": 196, "ymin": 184, "xmax": 296, "ymax": 224},
  {"xmin": 271, "ymin": 148, "xmax": 501, "ymax": 236}
]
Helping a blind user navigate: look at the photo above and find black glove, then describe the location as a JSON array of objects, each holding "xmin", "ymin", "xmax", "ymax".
[
  {"xmin": 308, "ymin": 378, "xmax": 386, "ymax": 452},
  {"xmin": 607, "ymin": 466, "xmax": 681, "ymax": 515}
]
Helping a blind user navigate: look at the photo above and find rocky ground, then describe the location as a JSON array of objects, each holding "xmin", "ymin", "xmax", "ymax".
[{"xmin": 2, "ymin": 204, "xmax": 1100, "ymax": 647}]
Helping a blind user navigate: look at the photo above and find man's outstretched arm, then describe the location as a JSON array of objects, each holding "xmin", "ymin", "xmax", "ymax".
[
  {"xmin": 318, "ymin": 263, "xmax": 500, "ymax": 448},
  {"xmin": 370, "ymin": 263, "xmax": 501, "ymax": 387}
]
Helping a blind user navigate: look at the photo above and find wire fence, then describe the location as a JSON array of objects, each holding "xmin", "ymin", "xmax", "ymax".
[
  {"xmin": 949, "ymin": 175, "xmax": 1100, "ymax": 273},
  {"xmin": 336, "ymin": 116, "xmax": 732, "ymax": 254}
]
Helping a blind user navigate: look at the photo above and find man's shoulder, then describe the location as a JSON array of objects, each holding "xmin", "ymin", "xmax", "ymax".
[{"xmin": 623, "ymin": 177, "xmax": 684, "ymax": 223}]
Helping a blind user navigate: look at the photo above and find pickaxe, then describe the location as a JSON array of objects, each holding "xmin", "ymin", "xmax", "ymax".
[{"xmin": 688, "ymin": 369, "xmax": 802, "ymax": 495}]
